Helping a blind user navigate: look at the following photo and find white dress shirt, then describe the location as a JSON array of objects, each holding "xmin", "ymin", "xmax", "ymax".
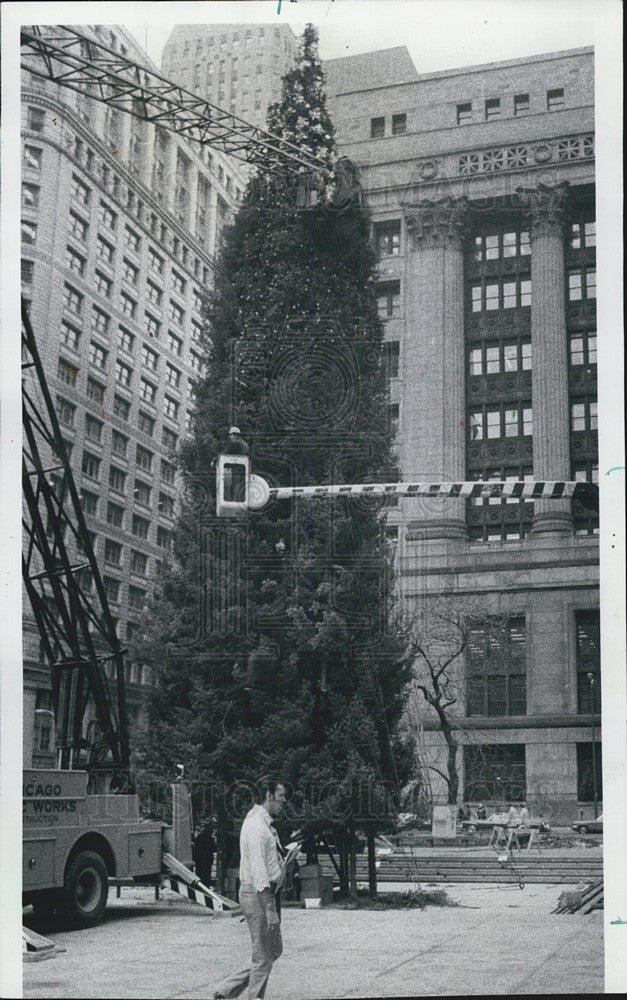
[{"xmin": 239, "ymin": 804, "xmax": 283, "ymax": 892}]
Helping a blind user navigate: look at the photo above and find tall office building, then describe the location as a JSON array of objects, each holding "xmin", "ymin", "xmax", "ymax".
[
  {"xmin": 21, "ymin": 25, "xmax": 246, "ymax": 765},
  {"xmin": 161, "ymin": 24, "xmax": 299, "ymax": 132},
  {"xmin": 326, "ymin": 47, "xmax": 599, "ymax": 821}
]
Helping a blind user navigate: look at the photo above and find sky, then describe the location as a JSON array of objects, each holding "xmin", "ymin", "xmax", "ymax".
[{"xmin": 122, "ymin": 0, "xmax": 598, "ymax": 75}]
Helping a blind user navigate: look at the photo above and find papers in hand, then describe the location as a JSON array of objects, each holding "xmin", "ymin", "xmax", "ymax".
[{"xmin": 275, "ymin": 841, "xmax": 302, "ymax": 892}]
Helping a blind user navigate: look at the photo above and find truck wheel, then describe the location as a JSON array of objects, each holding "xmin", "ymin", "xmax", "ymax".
[{"xmin": 61, "ymin": 851, "xmax": 109, "ymax": 928}]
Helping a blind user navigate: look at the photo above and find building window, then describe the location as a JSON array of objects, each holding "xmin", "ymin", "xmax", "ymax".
[
  {"xmin": 118, "ymin": 326, "xmax": 135, "ymax": 354},
  {"xmin": 115, "ymin": 360, "xmax": 133, "ymax": 388},
  {"xmin": 61, "ymin": 321, "xmax": 81, "ymax": 351},
  {"xmin": 69, "ymin": 212, "xmax": 89, "ymax": 242},
  {"xmin": 513, "ymin": 93, "xmax": 530, "ymax": 115},
  {"xmin": 469, "ymin": 404, "xmax": 532, "ymax": 440},
  {"xmin": 89, "ymin": 342, "xmax": 108, "ymax": 372},
  {"xmin": 148, "ymin": 247, "xmax": 164, "ymax": 274},
  {"xmin": 136, "ymin": 444, "xmax": 153, "ymax": 472},
  {"xmin": 109, "ymin": 465, "xmax": 127, "ymax": 493},
  {"xmin": 391, "ymin": 113, "xmax": 406, "ymax": 135},
  {"xmin": 140, "ymin": 379, "xmax": 157, "ymax": 405},
  {"xmin": 569, "ymin": 331, "xmax": 596, "ymax": 367},
  {"xmin": 370, "ymin": 117, "xmax": 385, "ymax": 139},
  {"xmin": 113, "ymin": 395, "xmax": 130, "ymax": 421},
  {"xmin": 166, "ymin": 363, "xmax": 181, "ymax": 388},
  {"xmin": 387, "ymin": 403, "xmax": 399, "ymax": 438},
  {"xmin": 138, "ymin": 411, "xmax": 155, "ymax": 436},
  {"xmin": 464, "ymin": 744, "xmax": 526, "ymax": 801},
  {"xmin": 66, "ymin": 246, "xmax": 86, "ymax": 275},
  {"xmin": 27, "ymin": 106, "xmax": 45, "ymax": 131},
  {"xmin": 159, "ymin": 492, "xmax": 175, "ymax": 517},
  {"xmin": 570, "ymin": 221, "xmax": 596, "ymax": 249},
  {"xmin": 132, "ymin": 514, "xmax": 149, "ymax": 539},
  {"xmin": 146, "ymin": 314, "xmax": 161, "ymax": 339},
  {"xmin": 466, "ymin": 617, "xmax": 526, "ymax": 717},
  {"xmin": 147, "ymin": 280, "xmax": 162, "ymax": 307},
  {"xmin": 80, "ymin": 489, "xmax": 99, "ymax": 515},
  {"xmin": 99, "ymin": 202, "xmax": 117, "ymax": 230},
  {"xmin": 130, "ymin": 550, "xmax": 148, "ymax": 576},
  {"xmin": 162, "ymin": 427, "xmax": 178, "ymax": 451},
  {"xmin": 125, "ymin": 227, "xmax": 141, "ymax": 252},
  {"xmin": 376, "ymin": 281, "xmax": 401, "ymax": 319},
  {"xmin": 123, "ymin": 259, "xmax": 139, "ymax": 286},
  {"xmin": 63, "ymin": 284, "xmax": 83, "ymax": 316},
  {"xmin": 128, "ymin": 586, "xmax": 147, "ymax": 611},
  {"xmin": 485, "ymin": 98, "xmax": 501, "ymax": 120},
  {"xmin": 81, "ymin": 451, "xmax": 101, "ymax": 480},
  {"xmin": 120, "ymin": 292, "xmax": 137, "ymax": 318},
  {"xmin": 71, "ymin": 174, "xmax": 90, "ymax": 205},
  {"xmin": 471, "ymin": 278, "xmax": 531, "ymax": 311},
  {"xmin": 169, "ymin": 301, "xmax": 184, "ymax": 327},
  {"xmin": 57, "ymin": 358, "xmax": 79, "ymax": 386},
  {"xmin": 104, "ymin": 538, "xmax": 122, "ymax": 566},
  {"xmin": 141, "ymin": 344, "xmax": 159, "ymax": 371},
  {"xmin": 568, "ymin": 268, "xmax": 596, "ymax": 301},
  {"xmin": 134, "ymin": 480, "xmax": 151, "ymax": 507},
  {"xmin": 106, "ymin": 502, "xmax": 124, "ymax": 528},
  {"xmin": 468, "ymin": 339, "xmax": 532, "ymax": 376},
  {"xmin": 85, "ymin": 413, "xmax": 103, "ymax": 443},
  {"xmin": 570, "ymin": 400, "xmax": 597, "ymax": 433},
  {"xmin": 103, "ymin": 576, "xmax": 121, "ymax": 604},
  {"xmin": 167, "ymin": 332, "xmax": 183, "ymax": 356},
  {"xmin": 157, "ymin": 526, "xmax": 173, "ymax": 549},
  {"xmin": 86, "ymin": 377, "xmax": 105, "ymax": 403},
  {"xmin": 172, "ymin": 270, "xmax": 186, "ymax": 295},
  {"xmin": 22, "ymin": 182, "xmax": 40, "ymax": 209},
  {"xmin": 547, "ymin": 88, "xmax": 565, "ymax": 110},
  {"xmin": 94, "ymin": 270, "xmax": 112, "ymax": 298},
  {"xmin": 22, "ymin": 220, "xmax": 38, "ymax": 244},
  {"xmin": 111, "ymin": 430, "xmax": 128, "ymax": 458},
  {"xmin": 91, "ymin": 307, "xmax": 109, "ymax": 336},
  {"xmin": 55, "ymin": 396, "xmax": 76, "ymax": 427},
  {"xmin": 374, "ymin": 220, "xmax": 401, "ymax": 257},
  {"xmin": 163, "ymin": 396, "xmax": 179, "ymax": 420},
  {"xmin": 456, "ymin": 102, "xmax": 472, "ymax": 124},
  {"xmin": 189, "ymin": 351, "xmax": 203, "ymax": 374}
]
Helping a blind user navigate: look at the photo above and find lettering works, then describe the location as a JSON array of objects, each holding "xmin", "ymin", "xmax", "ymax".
[{"xmin": 30, "ymin": 798, "xmax": 77, "ymax": 813}]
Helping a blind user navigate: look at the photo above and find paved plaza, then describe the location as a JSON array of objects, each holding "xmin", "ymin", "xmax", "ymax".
[{"xmin": 23, "ymin": 880, "xmax": 603, "ymax": 999}]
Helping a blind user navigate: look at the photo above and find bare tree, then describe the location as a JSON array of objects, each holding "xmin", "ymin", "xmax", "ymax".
[{"xmin": 399, "ymin": 597, "xmax": 512, "ymax": 806}]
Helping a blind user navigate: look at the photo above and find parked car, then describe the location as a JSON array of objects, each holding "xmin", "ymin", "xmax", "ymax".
[{"xmin": 572, "ymin": 813, "xmax": 603, "ymax": 834}]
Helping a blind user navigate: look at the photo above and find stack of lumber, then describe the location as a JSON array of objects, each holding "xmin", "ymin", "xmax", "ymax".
[
  {"xmin": 553, "ymin": 878, "xmax": 604, "ymax": 913},
  {"xmin": 319, "ymin": 854, "xmax": 603, "ymax": 885}
]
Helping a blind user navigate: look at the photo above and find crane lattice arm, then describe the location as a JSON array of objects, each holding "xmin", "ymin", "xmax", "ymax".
[
  {"xmin": 22, "ymin": 300, "xmax": 132, "ymax": 787},
  {"xmin": 20, "ymin": 24, "xmax": 323, "ymax": 176}
]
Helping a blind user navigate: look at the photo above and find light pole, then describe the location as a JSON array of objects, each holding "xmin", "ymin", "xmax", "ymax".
[{"xmin": 586, "ymin": 671, "xmax": 599, "ymax": 818}]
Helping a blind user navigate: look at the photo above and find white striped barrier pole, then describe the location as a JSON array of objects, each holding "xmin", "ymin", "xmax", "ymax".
[{"xmin": 262, "ymin": 480, "xmax": 598, "ymax": 506}]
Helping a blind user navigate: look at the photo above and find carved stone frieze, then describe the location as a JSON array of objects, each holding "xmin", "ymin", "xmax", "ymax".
[
  {"xmin": 402, "ymin": 196, "xmax": 469, "ymax": 250},
  {"xmin": 516, "ymin": 181, "xmax": 570, "ymax": 239}
]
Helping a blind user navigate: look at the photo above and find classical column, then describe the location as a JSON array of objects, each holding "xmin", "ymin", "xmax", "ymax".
[
  {"xmin": 518, "ymin": 182, "xmax": 572, "ymax": 534},
  {"xmin": 400, "ymin": 197, "xmax": 467, "ymax": 541}
]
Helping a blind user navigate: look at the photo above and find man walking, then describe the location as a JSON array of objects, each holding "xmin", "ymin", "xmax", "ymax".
[{"xmin": 214, "ymin": 779, "xmax": 287, "ymax": 1000}]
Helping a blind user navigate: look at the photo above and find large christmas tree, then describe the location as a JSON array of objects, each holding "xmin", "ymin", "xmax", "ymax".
[{"xmin": 136, "ymin": 25, "xmax": 416, "ymax": 889}]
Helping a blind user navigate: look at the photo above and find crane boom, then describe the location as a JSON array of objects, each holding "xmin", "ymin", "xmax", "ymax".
[
  {"xmin": 22, "ymin": 300, "xmax": 131, "ymax": 788},
  {"xmin": 20, "ymin": 24, "xmax": 323, "ymax": 176}
]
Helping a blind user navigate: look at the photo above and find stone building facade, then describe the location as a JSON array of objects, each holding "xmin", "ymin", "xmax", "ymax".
[
  {"xmin": 161, "ymin": 23, "xmax": 298, "ymax": 131},
  {"xmin": 21, "ymin": 25, "xmax": 245, "ymax": 767},
  {"xmin": 326, "ymin": 46, "xmax": 599, "ymax": 822}
]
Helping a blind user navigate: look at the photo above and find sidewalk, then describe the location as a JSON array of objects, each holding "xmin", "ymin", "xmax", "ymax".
[{"xmin": 23, "ymin": 881, "xmax": 603, "ymax": 998}]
